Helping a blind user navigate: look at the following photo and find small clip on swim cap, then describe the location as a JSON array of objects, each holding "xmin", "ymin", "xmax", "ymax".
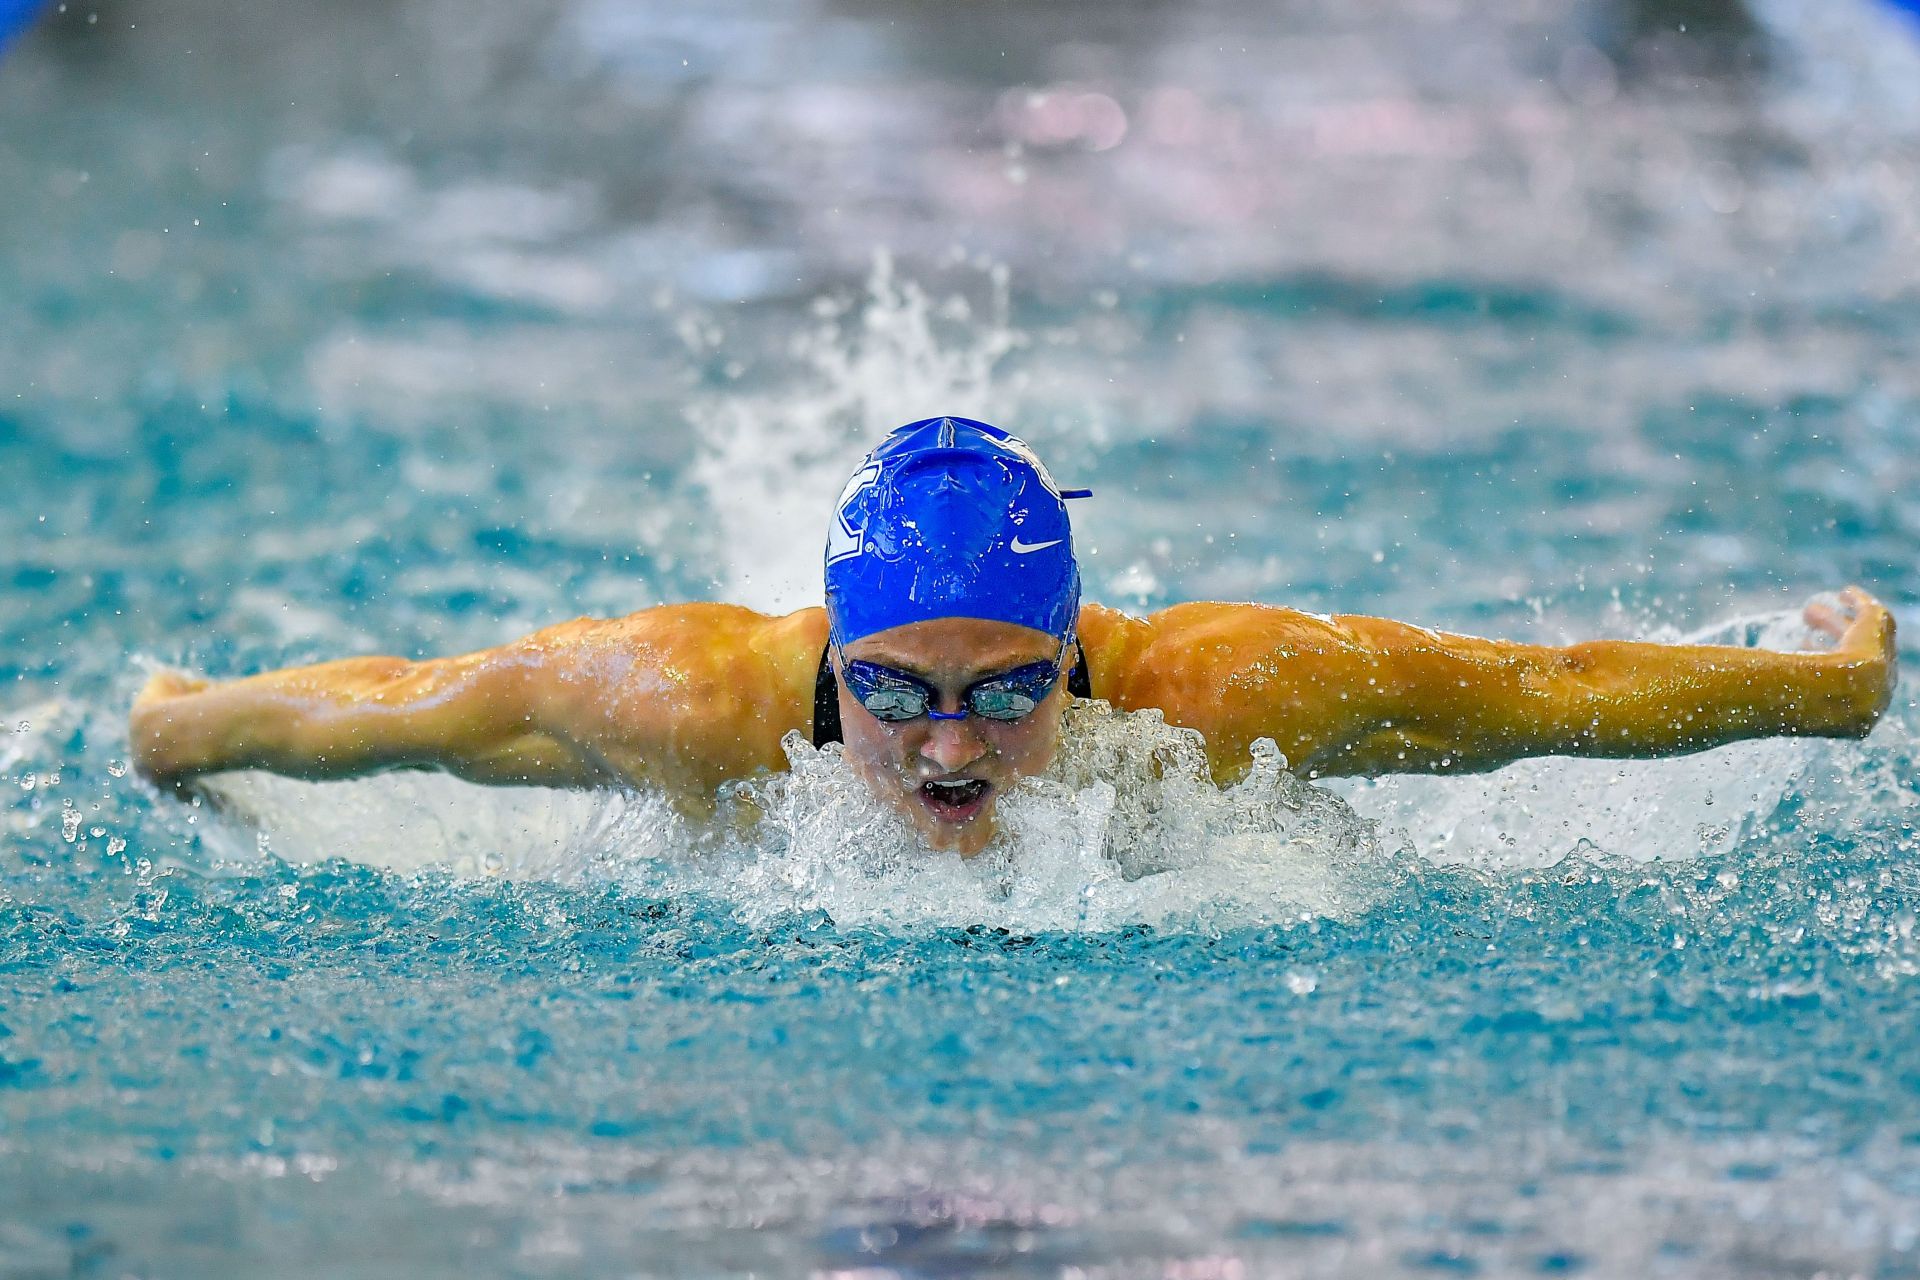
[{"xmin": 824, "ymin": 416, "xmax": 1090, "ymax": 647}]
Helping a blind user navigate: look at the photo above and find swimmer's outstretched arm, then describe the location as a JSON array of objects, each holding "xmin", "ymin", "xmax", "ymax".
[
  {"xmin": 1082, "ymin": 588, "xmax": 1897, "ymax": 781},
  {"xmin": 130, "ymin": 650, "xmax": 604, "ymax": 790},
  {"xmin": 130, "ymin": 604, "xmax": 825, "ymax": 800}
]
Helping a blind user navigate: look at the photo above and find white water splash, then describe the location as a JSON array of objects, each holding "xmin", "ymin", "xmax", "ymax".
[
  {"xmin": 188, "ymin": 772, "xmax": 684, "ymax": 881},
  {"xmin": 0, "ymin": 700, "xmax": 66, "ymax": 776},
  {"xmin": 1331, "ymin": 609, "xmax": 1831, "ymax": 868},
  {"xmin": 190, "ymin": 702, "xmax": 1393, "ymax": 932},
  {"xmin": 687, "ymin": 252, "xmax": 1031, "ymax": 615},
  {"xmin": 668, "ymin": 701, "xmax": 1392, "ymax": 932}
]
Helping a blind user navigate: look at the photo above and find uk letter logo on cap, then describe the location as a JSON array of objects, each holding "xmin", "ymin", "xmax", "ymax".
[{"xmin": 825, "ymin": 462, "xmax": 880, "ymax": 565}]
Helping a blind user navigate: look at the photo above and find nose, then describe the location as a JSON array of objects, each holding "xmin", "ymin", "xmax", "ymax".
[{"xmin": 918, "ymin": 716, "xmax": 988, "ymax": 773}]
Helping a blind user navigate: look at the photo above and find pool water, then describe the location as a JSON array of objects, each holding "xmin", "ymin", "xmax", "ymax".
[{"xmin": 5, "ymin": 0, "xmax": 1920, "ymax": 1274}]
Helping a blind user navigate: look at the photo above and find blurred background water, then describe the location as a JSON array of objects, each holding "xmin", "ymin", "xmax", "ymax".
[{"xmin": 4, "ymin": 0, "xmax": 1920, "ymax": 1275}]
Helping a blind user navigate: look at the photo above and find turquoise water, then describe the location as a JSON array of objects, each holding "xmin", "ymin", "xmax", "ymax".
[{"xmin": 6, "ymin": 0, "xmax": 1920, "ymax": 1274}]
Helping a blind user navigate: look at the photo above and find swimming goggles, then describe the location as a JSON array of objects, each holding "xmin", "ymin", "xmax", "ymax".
[{"xmin": 837, "ymin": 635, "xmax": 1073, "ymax": 723}]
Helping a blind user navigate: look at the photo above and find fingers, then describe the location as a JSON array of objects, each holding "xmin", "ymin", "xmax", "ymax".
[
  {"xmin": 1801, "ymin": 587, "xmax": 1894, "ymax": 656},
  {"xmin": 1802, "ymin": 592, "xmax": 1852, "ymax": 641},
  {"xmin": 1803, "ymin": 601, "xmax": 1847, "ymax": 640}
]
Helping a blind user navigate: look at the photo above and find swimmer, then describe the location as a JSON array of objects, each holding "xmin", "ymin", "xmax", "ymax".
[{"xmin": 130, "ymin": 417, "xmax": 1898, "ymax": 856}]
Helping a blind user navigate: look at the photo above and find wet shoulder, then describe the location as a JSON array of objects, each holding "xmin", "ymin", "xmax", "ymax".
[
  {"xmin": 1079, "ymin": 601, "xmax": 1356, "ymax": 706},
  {"xmin": 531, "ymin": 604, "xmax": 821, "ymax": 693},
  {"xmin": 522, "ymin": 603, "xmax": 828, "ymax": 788}
]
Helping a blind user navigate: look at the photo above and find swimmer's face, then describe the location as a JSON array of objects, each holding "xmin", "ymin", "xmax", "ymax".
[{"xmin": 836, "ymin": 617, "xmax": 1070, "ymax": 858}]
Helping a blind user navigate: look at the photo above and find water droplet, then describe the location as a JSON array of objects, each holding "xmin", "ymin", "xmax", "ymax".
[{"xmin": 107, "ymin": 759, "xmax": 129, "ymax": 778}]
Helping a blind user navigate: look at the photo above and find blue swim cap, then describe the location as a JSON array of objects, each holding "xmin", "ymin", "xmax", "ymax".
[{"xmin": 824, "ymin": 417, "xmax": 1090, "ymax": 647}]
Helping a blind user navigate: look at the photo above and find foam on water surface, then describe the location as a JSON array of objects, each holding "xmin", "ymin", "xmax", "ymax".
[{"xmin": 191, "ymin": 699, "xmax": 1396, "ymax": 932}]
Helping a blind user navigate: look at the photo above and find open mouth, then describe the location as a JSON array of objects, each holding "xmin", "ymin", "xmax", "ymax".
[{"xmin": 917, "ymin": 778, "xmax": 992, "ymax": 821}]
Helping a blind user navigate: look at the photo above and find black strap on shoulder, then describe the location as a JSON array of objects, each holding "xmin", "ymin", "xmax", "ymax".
[
  {"xmin": 1066, "ymin": 645, "xmax": 1092, "ymax": 698},
  {"xmin": 813, "ymin": 643, "xmax": 1091, "ymax": 748},
  {"xmin": 813, "ymin": 646, "xmax": 843, "ymax": 748}
]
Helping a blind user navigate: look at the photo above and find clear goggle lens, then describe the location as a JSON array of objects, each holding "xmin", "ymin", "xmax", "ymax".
[{"xmin": 841, "ymin": 651, "xmax": 1066, "ymax": 723}]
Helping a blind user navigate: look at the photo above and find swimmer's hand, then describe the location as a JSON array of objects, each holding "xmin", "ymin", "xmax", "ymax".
[
  {"xmin": 130, "ymin": 669, "xmax": 215, "ymax": 792},
  {"xmin": 1800, "ymin": 586, "xmax": 1898, "ymax": 732}
]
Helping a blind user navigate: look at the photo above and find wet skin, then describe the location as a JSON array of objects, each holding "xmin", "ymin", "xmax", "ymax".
[{"xmin": 835, "ymin": 617, "xmax": 1069, "ymax": 857}]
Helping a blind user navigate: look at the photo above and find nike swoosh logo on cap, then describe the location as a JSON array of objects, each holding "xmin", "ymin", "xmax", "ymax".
[{"xmin": 1009, "ymin": 537, "xmax": 1064, "ymax": 554}]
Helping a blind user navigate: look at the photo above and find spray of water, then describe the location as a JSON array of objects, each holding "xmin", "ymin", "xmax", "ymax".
[
  {"xmin": 185, "ymin": 701, "xmax": 1394, "ymax": 932},
  {"xmin": 686, "ymin": 252, "xmax": 1030, "ymax": 614},
  {"xmin": 664, "ymin": 701, "xmax": 1396, "ymax": 931}
]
